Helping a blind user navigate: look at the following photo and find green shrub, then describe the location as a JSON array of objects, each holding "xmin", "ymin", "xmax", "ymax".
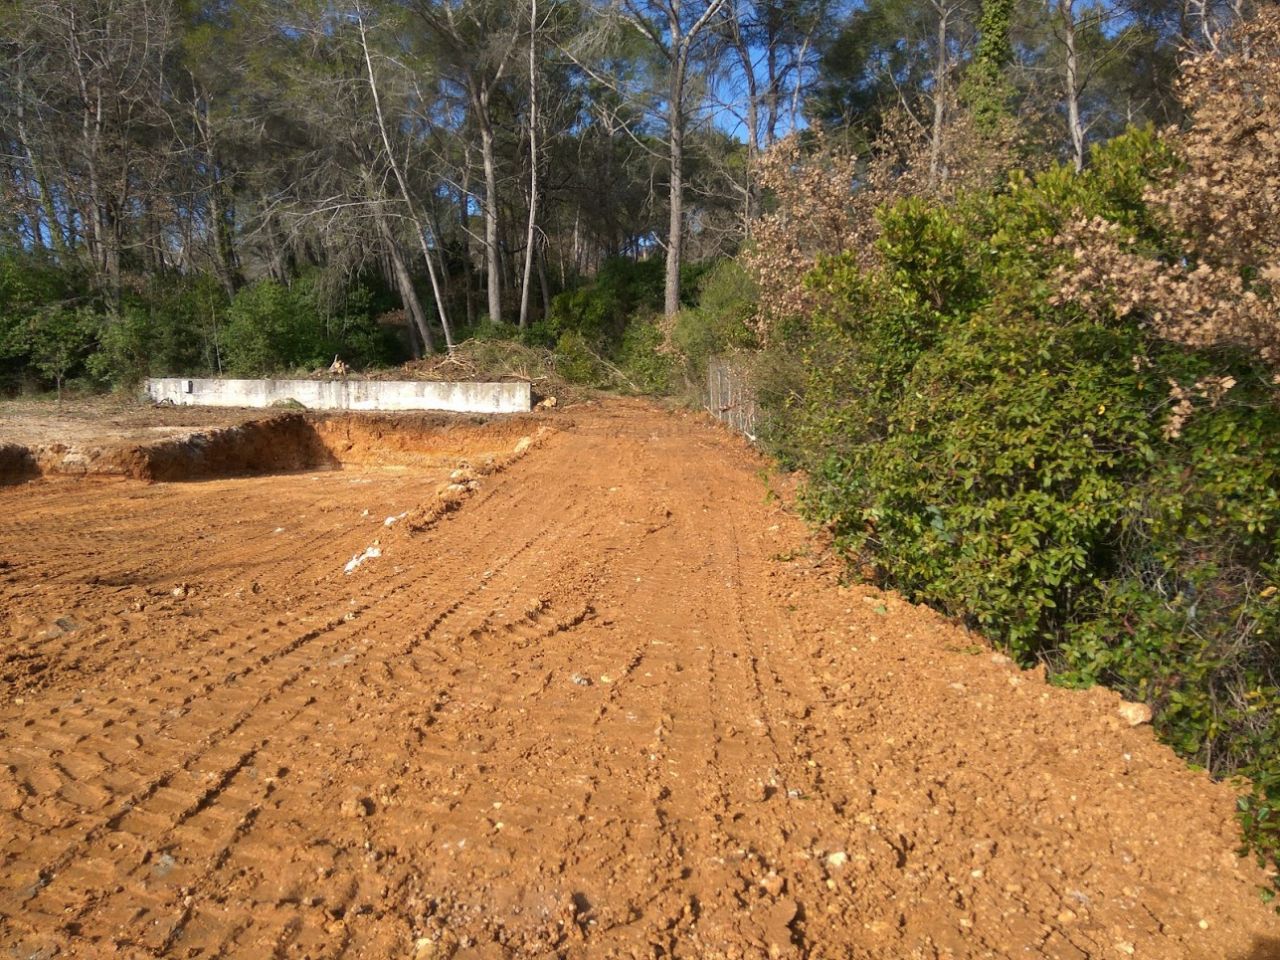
[
  {"xmin": 554, "ymin": 331, "xmax": 605, "ymax": 385},
  {"xmin": 546, "ymin": 257, "xmax": 664, "ymax": 348},
  {"xmin": 221, "ymin": 278, "xmax": 323, "ymax": 376},
  {"xmin": 321, "ymin": 283, "xmax": 399, "ymax": 369},
  {"xmin": 765, "ymin": 128, "xmax": 1280, "ymax": 890},
  {"xmin": 833, "ymin": 305, "xmax": 1154, "ymax": 654},
  {"xmin": 0, "ymin": 250, "xmax": 93, "ymax": 392},
  {"xmin": 618, "ymin": 317, "xmax": 674, "ymax": 394},
  {"xmin": 90, "ymin": 274, "xmax": 229, "ymax": 384},
  {"xmin": 672, "ymin": 259, "xmax": 758, "ymax": 385},
  {"xmin": 219, "ymin": 277, "xmax": 393, "ymax": 376},
  {"xmin": 25, "ymin": 304, "xmax": 100, "ymax": 398},
  {"xmin": 0, "ymin": 252, "xmax": 401, "ymax": 389}
]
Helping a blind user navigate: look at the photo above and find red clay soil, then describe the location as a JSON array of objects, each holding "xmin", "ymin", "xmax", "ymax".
[
  {"xmin": 0, "ymin": 401, "xmax": 547, "ymax": 483},
  {"xmin": 0, "ymin": 399, "xmax": 1278, "ymax": 959}
]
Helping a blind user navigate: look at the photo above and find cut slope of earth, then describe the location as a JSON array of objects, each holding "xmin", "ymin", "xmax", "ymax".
[{"xmin": 0, "ymin": 398, "xmax": 1277, "ymax": 959}]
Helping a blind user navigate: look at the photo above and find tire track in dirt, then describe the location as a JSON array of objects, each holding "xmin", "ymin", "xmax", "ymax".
[
  {"xmin": 53, "ymin": 463, "xmax": 574, "ymax": 958},
  {"xmin": 2, "ymin": 505, "xmax": 556, "ymax": 953},
  {"xmin": 1, "ymin": 447, "xmax": 553, "ymax": 953},
  {"xmin": 190, "ymin": 536, "xmax": 601, "ymax": 956},
  {"xmin": 0, "ymin": 445, "xmax": 538, "ymax": 699}
]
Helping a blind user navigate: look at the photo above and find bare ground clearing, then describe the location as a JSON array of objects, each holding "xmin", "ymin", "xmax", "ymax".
[{"xmin": 0, "ymin": 399, "xmax": 1278, "ymax": 959}]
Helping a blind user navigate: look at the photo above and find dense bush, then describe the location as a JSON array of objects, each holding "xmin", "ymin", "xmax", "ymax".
[
  {"xmin": 552, "ymin": 331, "xmax": 606, "ymax": 385},
  {"xmin": 669, "ymin": 259, "xmax": 758, "ymax": 387},
  {"xmin": 0, "ymin": 249, "xmax": 403, "ymax": 391},
  {"xmin": 764, "ymin": 129, "xmax": 1280, "ymax": 888},
  {"xmin": 544, "ymin": 257, "xmax": 666, "ymax": 349},
  {"xmin": 0, "ymin": 250, "xmax": 91, "ymax": 392},
  {"xmin": 90, "ymin": 275, "xmax": 229, "ymax": 384},
  {"xmin": 532, "ymin": 256, "xmax": 720, "ymax": 393},
  {"xmin": 220, "ymin": 277, "xmax": 395, "ymax": 376},
  {"xmin": 617, "ymin": 318, "xmax": 674, "ymax": 394}
]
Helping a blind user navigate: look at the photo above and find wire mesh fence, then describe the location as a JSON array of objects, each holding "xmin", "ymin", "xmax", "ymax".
[{"xmin": 705, "ymin": 354, "xmax": 759, "ymax": 441}]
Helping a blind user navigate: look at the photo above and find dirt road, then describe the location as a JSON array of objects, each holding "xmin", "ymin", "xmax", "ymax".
[{"xmin": 2, "ymin": 400, "xmax": 1278, "ymax": 959}]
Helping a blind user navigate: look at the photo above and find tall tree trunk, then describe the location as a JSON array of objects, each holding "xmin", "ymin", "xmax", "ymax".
[
  {"xmin": 15, "ymin": 80, "xmax": 67, "ymax": 255},
  {"xmin": 765, "ymin": 23, "xmax": 781, "ymax": 147},
  {"xmin": 1058, "ymin": 0, "xmax": 1086, "ymax": 171},
  {"xmin": 208, "ymin": 166, "xmax": 241, "ymax": 296},
  {"xmin": 519, "ymin": 0, "xmax": 540, "ymax": 330},
  {"xmin": 928, "ymin": 1, "xmax": 951, "ymax": 187},
  {"xmin": 729, "ymin": 10, "xmax": 760, "ymax": 231},
  {"xmin": 664, "ymin": 59, "xmax": 686, "ymax": 319},
  {"xmin": 356, "ymin": 6, "xmax": 455, "ymax": 350},
  {"xmin": 379, "ymin": 210, "xmax": 435, "ymax": 353},
  {"xmin": 458, "ymin": 162, "xmax": 477, "ymax": 328},
  {"xmin": 536, "ymin": 242, "xmax": 552, "ymax": 319},
  {"xmin": 428, "ymin": 203, "xmax": 453, "ymax": 316},
  {"xmin": 194, "ymin": 90, "xmax": 242, "ymax": 296},
  {"xmin": 571, "ymin": 206, "xmax": 581, "ymax": 279},
  {"xmin": 661, "ymin": 0, "xmax": 725, "ymax": 318},
  {"xmin": 404, "ymin": 300, "xmax": 422, "ymax": 359},
  {"xmin": 476, "ymin": 100, "xmax": 503, "ymax": 324}
]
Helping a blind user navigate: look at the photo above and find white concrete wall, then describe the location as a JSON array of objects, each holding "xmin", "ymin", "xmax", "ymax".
[{"xmin": 146, "ymin": 377, "xmax": 532, "ymax": 414}]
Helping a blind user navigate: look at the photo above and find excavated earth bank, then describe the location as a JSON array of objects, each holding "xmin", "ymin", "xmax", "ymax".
[
  {"xmin": 1, "ymin": 399, "xmax": 1279, "ymax": 959},
  {"xmin": 0, "ymin": 411, "xmax": 547, "ymax": 484}
]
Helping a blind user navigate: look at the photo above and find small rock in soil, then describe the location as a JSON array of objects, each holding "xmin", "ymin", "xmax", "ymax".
[{"xmin": 1117, "ymin": 701, "xmax": 1153, "ymax": 726}]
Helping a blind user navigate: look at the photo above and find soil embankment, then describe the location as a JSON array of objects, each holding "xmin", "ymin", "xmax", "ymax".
[
  {"xmin": 1, "ymin": 399, "xmax": 1277, "ymax": 959},
  {"xmin": 0, "ymin": 408, "xmax": 550, "ymax": 483}
]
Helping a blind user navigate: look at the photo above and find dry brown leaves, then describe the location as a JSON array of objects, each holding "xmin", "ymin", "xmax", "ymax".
[
  {"xmin": 745, "ymin": 104, "xmax": 1015, "ymax": 344},
  {"xmin": 1056, "ymin": 7, "xmax": 1280, "ymax": 421}
]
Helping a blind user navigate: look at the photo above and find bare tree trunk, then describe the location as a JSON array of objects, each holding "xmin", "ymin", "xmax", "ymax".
[
  {"xmin": 379, "ymin": 209, "xmax": 435, "ymax": 353},
  {"xmin": 68, "ymin": 12, "xmax": 116, "ymax": 300},
  {"xmin": 571, "ymin": 205, "xmax": 582, "ymax": 278},
  {"xmin": 356, "ymin": 6, "xmax": 455, "ymax": 350},
  {"xmin": 765, "ymin": 24, "xmax": 781, "ymax": 147},
  {"xmin": 729, "ymin": 7, "xmax": 760, "ymax": 232},
  {"xmin": 476, "ymin": 98, "xmax": 503, "ymax": 324},
  {"xmin": 661, "ymin": 0, "xmax": 726, "ymax": 319},
  {"xmin": 1059, "ymin": 0, "xmax": 1086, "ymax": 172},
  {"xmin": 404, "ymin": 300, "xmax": 422, "ymax": 359},
  {"xmin": 519, "ymin": 0, "xmax": 540, "ymax": 330},
  {"xmin": 664, "ymin": 76, "xmax": 684, "ymax": 319},
  {"xmin": 458, "ymin": 158, "xmax": 477, "ymax": 328},
  {"xmin": 209, "ymin": 181, "xmax": 239, "ymax": 296},
  {"xmin": 193, "ymin": 86, "xmax": 241, "ymax": 296},
  {"xmin": 928, "ymin": 1, "xmax": 951, "ymax": 187},
  {"xmin": 206, "ymin": 155, "xmax": 241, "ymax": 296},
  {"xmin": 15, "ymin": 76, "xmax": 67, "ymax": 256},
  {"xmin": 428, "ymin": 202, "xmax": 454, "ymax": 315},
  {"xmin": 536, "ymin": 242, "xmax": 552, "ymax": 319}
]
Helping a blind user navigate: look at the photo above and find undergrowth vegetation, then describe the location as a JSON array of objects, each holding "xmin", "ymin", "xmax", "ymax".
[
  {"xmin": 747, "ymin": 126, "xmax": 1280, "ymax": 891},
  {"xmin": 0, "ymin": 267, "xmax": 400, "ymax": 391},
  {"xmin": 0, "ymin": 252, "xmax": 735, "ymax": 400}
]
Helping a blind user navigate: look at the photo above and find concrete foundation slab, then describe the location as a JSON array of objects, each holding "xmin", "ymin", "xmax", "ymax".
[{"xmin": 145, "ymin": 377, "xmax": 531, "ymax": 414}]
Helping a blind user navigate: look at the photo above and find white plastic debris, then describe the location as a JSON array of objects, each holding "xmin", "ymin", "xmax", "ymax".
[{"xmin": 344, "ymin": 545, "xmax": 382, "ymax": 575}]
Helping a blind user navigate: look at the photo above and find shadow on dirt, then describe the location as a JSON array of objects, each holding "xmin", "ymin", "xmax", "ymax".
[
  {"xmin": 140, "ymin": 414, "xmax": 342, "ymax": 482},
  {"xmin": 1240, "ymin": 935, "xmax": 1280, "ymax": 960},
  {"xmin": 0, "ymin": 444, "xmax": 39, "ymax": 486}
]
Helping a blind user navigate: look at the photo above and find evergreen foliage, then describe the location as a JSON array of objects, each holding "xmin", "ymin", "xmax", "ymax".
[{"xmin": 753, "ymin": 129, "xmax": 1280, "ymax": 889}]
